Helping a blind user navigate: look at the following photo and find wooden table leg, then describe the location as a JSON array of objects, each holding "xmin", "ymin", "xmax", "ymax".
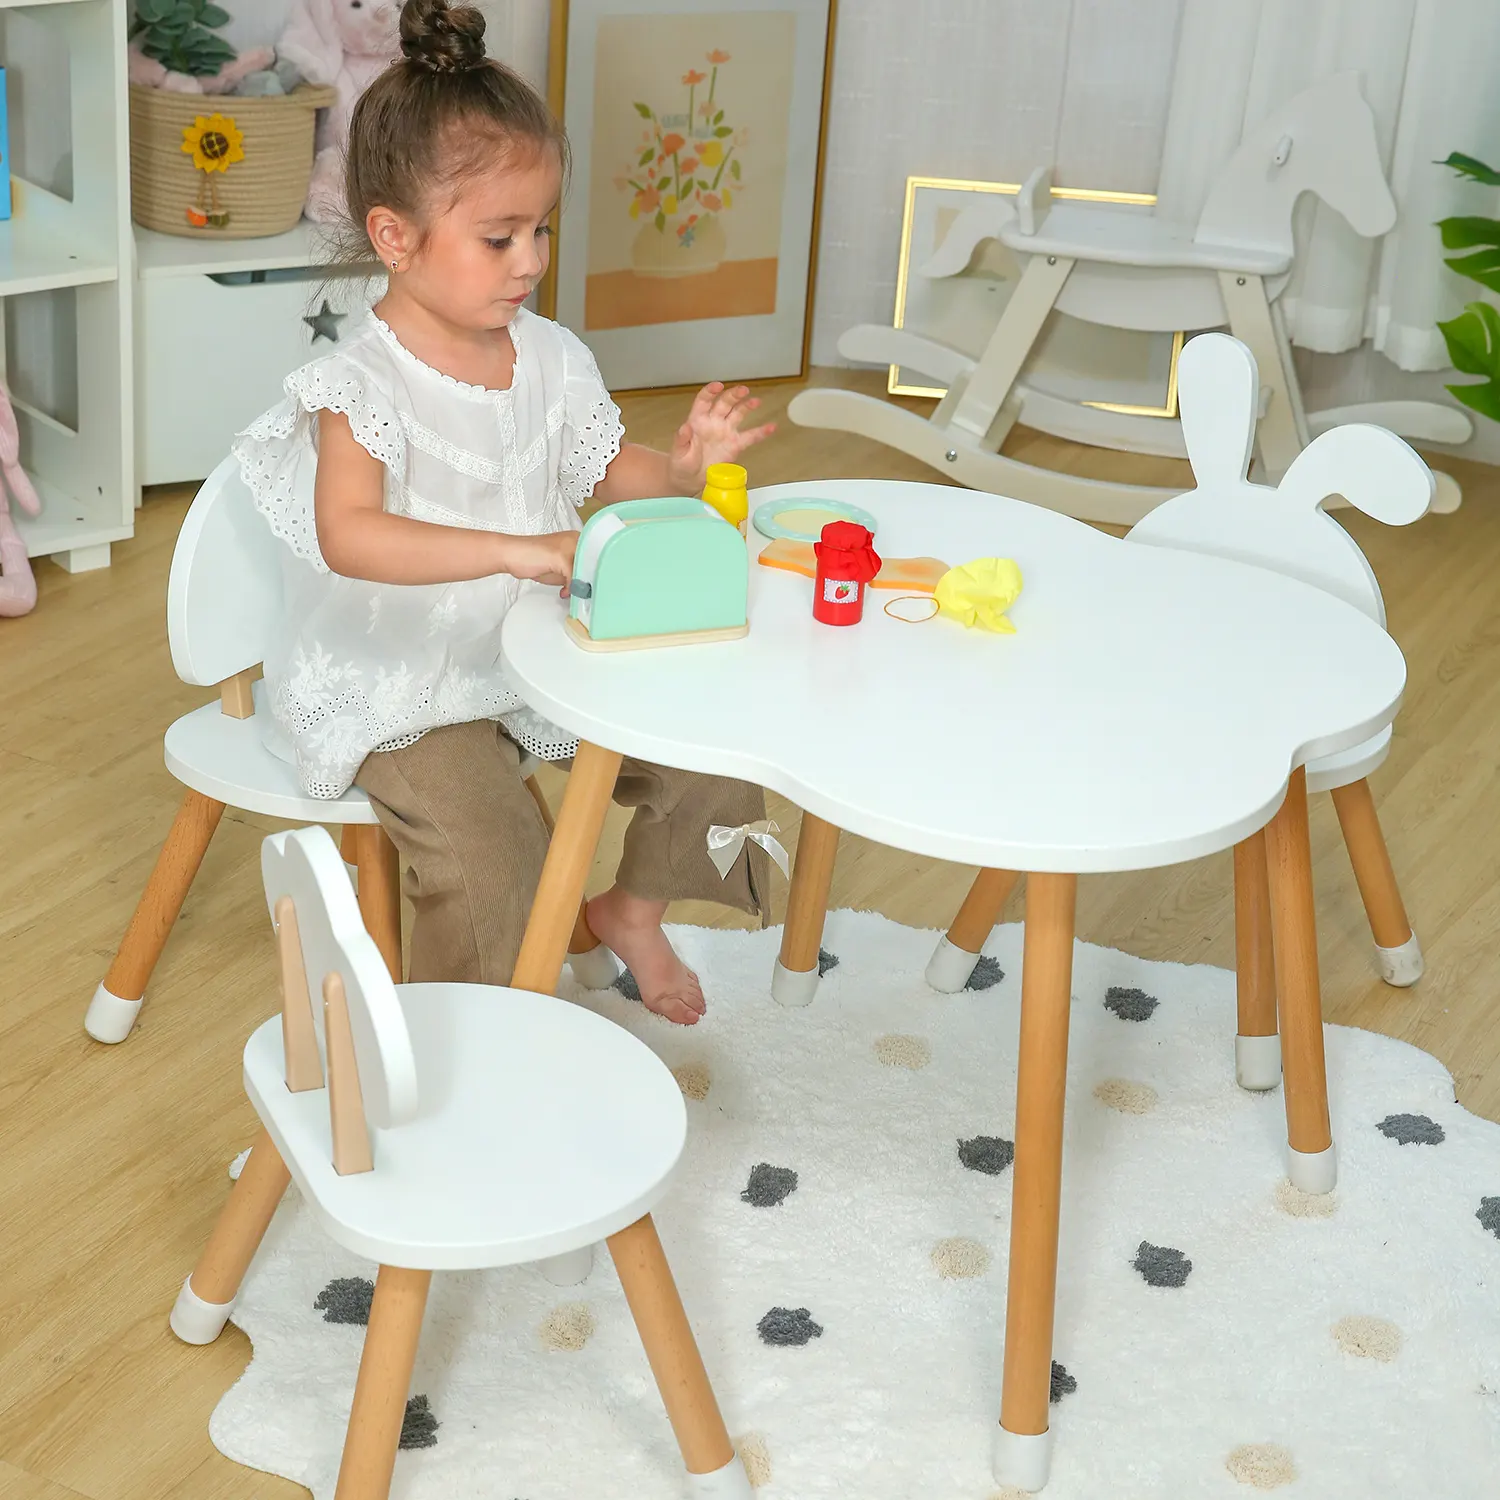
[
  {"xmin": 994, "ymin": 871, "xmax": 1077, "ymax": 1494},
  {"xmin": 927, "ymin": 868, "xmax": 1020, "ymax": 992},
  {"xmin": 1264, "ymin": 767, "xmax": 1336, "ymax": 1194},
  {"xmin": 511, "ymin": 741, "xmax": 623, "ymax": 996},
  {"xmin": 772, "ymin": 812, "xmax": 841, "ymax": 1007},
  {"xmin": 352, "ymin": 825, "xmax": 402, "ymax": 983},
  {"xmin": 1330, "ymin": 777, "xmax": 1423, "ymax": 986},
  {"xmin": 1232, "ymin": 832, "xmax": 1281, "ymax": 1091}
]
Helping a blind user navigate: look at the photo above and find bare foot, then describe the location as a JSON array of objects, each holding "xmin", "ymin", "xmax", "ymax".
[{"xmin": 586, "ymin": 888, "xmax": 705, "ymax": 1026}]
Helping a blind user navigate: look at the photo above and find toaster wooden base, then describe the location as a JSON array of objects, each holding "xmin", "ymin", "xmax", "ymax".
[{"xmin": 565, "ymin": 616, "xmax": 750, "ymax": 653}]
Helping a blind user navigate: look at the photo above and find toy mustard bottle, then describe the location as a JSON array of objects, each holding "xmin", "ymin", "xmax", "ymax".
[{"xmin": 702, "ymin": 462, "xmax": 749, "ymax": 534}]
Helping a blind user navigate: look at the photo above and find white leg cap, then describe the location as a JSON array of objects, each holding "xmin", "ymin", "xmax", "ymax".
[
  {"xmin": 1288, "ymin": 1141, "xmax": 1338, "ymax": 1195},
  {"xmin": 170, "ymin": 1276, "xmax": 235, "ymax": 1345},
  {"xmin": 569, "ymin": 943, "xmax": 620, "ymax": 991},
  {"xmin": 771, "ymin": 959, "xmax": 819, "ymax": 1008},
  {"xmin": 1375, "ymin": 933, "xmax": 1423, "ymax": 988},
  {"xmin": 992, "ymin": 1424, "xmax": 1053, "ymax": 1492},
  {"xmin": 228, "ymin": 1148, "xmax": 251, "ymax": 1181},
  {"xmin": 687, "ymin": 1453, "xmax": 754, "ymax": 1498},
  {"xmin": 1235, "ymin": 1033, "xmax": 1282, "ymax": 1092},
  {"xmin": 85, "ymin": 983, "xmax": 142, "ymax": 1044},
  {"xmin": 539, "ymin": 1244, "xmax": 594, "ymax": 1286},
  {"xmin": 1431, "ymin": 470, "xmax": 1462, "ymax": 514},
  {"xmin": 925, "ymin": 936, "xmax": 980, "ymax": 993}
]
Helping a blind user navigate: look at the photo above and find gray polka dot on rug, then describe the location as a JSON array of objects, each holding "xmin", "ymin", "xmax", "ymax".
[
  {"xmin": 758, "ymin": 1307, "xmax": 823, "ymax": 1346},
  {"xmin": 1104, "ymin": 986, "xmax": 1159, "ymax": 1022},
  {"xmin": 931, "ymin": 1237, "xmax": 991, "ymax": 1279},
  {"xmin": 1225, "ymin": 1442, "xmax": 1296, "ymax": 1488},
  {"xmin": 1134, "ymin": 1242, "xmax": 1192, "ymax": 1288},
  {"xmin": 1332, "ymin": 1314, "xmax": 1401, "ymax": 1361},
  {"xmin": 314, "ymin": 1277, "xmax": 373, "ymax": 1325},
  {"xmin": 741, "ymin": 1163, "xmax": 798, "ymax": 1207},
  {"xmin": 613, "ymin": 969, "xmax": 641, "ymax": 1003},
  {"xmin": 540, "ymin": 1302, "xmax": 596, "ymax": 1352},
  {"xmin": 1476, "ymin": 1197, "xmax": 1500, "ymax": 1239},
  {"xmin": 1377, "ymin": 1113, "xmax": 1446, "ymax": 1145},
  {"xmin": 1094, "ymin": 1078, "xmax": 1158, "ymax": 1114},
  {"xmin": 874, "ymin": 1033, "xmax": 931, "ymax": 1069},
  {"xmin": 817, "ymin": 947, "xmax": 839, "ymax": 975},
  {"xmin": 399, "ymin": 1394, "xmax": 439, "ymax": 1450},
  {"xmin": 1050, "ymin": 1361, "xmax": 1076, "ymax": 1403},
  {"xmin": 965, "ymin": 956, "xmax": 1005, "ymax": 991},
  {"xmin": 958, "ymin": 1135, "xmax": 1014, "ymax": 1175}
]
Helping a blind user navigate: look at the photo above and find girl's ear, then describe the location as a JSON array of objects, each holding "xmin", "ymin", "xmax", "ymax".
[{"xmin": 367, "ymin": 207, "xmax": 419, "ymax": 270}]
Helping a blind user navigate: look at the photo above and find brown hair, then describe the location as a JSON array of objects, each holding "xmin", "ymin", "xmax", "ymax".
[{"xmin": 337, "ymin": 0, "xmax": 568, "ymax": 256}]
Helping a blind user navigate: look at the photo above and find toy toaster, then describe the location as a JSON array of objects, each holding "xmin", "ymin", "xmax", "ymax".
[{"xmin": 566, "ymin": 497, "xmax": 750, "ymax": 651}]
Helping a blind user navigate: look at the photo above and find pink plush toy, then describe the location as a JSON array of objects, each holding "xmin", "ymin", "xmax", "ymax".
[
  {"xmin": 278, "ymin": 0, "xmax": 402, "ymax": 223},
  {"xmin": 127, "ymin": 41, "xmax": 276, "ymax": 96},
  {"xmin": 0, "ymin": 380, "xmax": 41, "ymax": 619}
]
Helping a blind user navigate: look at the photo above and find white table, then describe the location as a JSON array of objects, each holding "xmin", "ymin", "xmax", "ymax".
[{"xmin": 501, "ymin": 479, "xmax": 1405, "ymax": 1492}]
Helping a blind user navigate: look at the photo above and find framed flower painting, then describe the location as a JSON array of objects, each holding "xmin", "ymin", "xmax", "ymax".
[{"xmin": 545, "ymin": 0, "xmax": 836, "ymax": 392}]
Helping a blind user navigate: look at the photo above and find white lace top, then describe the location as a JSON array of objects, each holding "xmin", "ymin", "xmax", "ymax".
[{"xmin": 233, "ymin": 307, "xmax": 623, "ymax": 799}]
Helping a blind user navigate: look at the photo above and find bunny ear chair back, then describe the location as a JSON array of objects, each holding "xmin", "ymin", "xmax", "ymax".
[{"xmin": 0, "ymin": 375, "xmax": 40, "ymax": 618}]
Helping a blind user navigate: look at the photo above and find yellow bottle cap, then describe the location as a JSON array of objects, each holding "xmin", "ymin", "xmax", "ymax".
[{"xmin": 706, "ymin": 462, "xmax": 747, "ymax": 489}]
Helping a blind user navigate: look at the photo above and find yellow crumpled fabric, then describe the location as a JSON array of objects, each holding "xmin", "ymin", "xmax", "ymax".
[{"xmin": 933, "ymin": 557, "xmax": 1024, "ymax": 633}]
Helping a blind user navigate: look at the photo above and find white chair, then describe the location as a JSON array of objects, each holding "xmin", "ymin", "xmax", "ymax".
[
  {"xmin": 925, "ymin": 332, "xmax": 1430, "ymax": 1092},
  {"xmin": 794, "ymin": 71, "xmax": 1470, "ymax": 526},
  {"xmin": 170, "ymin": 824, "xmax": 752, "ymax": 1500},
  {"xmin": 85, "ymin": 457, "xmax": 616, "ymax": 1044}
]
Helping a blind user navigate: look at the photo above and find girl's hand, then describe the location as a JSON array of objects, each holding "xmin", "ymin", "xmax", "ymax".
[
  {"xmin": 497, "ymin": 530, "xmax": 578, "ymax": 592},
  {"xmin": 666, "ymin": 382, "xmax": 776, "ymax": 494}
]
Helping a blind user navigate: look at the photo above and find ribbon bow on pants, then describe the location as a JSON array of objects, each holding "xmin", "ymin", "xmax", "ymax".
[{"xmin": 706, "ymin": 820, "xmax": 791, "ymax": 881}]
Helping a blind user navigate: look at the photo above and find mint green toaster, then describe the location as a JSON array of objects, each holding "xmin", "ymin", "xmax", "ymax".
[{"xmin": 565, "ymin": 498, "xmax": 749, "ymax": 651}]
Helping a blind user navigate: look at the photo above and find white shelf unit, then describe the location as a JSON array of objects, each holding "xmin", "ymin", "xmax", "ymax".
[{"xmin": 6, "ymin": 0, "xmax": 133, "ymax": 574}]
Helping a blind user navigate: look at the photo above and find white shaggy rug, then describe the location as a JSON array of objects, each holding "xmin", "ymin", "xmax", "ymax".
[{"xmin": 208, "ymin": 911, "xmax": 1500, "ymax": 1498}]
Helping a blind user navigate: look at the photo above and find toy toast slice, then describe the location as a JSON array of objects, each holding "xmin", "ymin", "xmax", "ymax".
[{"xmin": 757, "ymin": 537, "xmax": 948, "ymax": 593}]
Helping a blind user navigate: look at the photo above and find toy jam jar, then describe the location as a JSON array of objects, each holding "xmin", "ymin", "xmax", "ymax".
[
  {"xmin": 812, "ymin": 521, "xmax": 881, "ymax": 626},
  {"xmin": 702, "ymin": 462, "xmax": 749, "ymax": 533}
]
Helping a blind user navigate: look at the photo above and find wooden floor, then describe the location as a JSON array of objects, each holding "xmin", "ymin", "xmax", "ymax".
[{"xmin": 2, "ymin": 368, "xmax": 1498, "ymax": 1498}]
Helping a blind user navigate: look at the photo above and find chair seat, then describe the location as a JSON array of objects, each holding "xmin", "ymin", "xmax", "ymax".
[
  {"xmin": 1306, "ymin": 724, "xmax": 1390, "ymax": 795},
  {"xmin": 164, "ymin": 697, "xmax": 380, "ymax": 823},
  {"xmin": 245, "ymin": 982, "xmax": 686, "ymax": 1270},
  {"xmin": 999, "ymin": 200, "xmax": 1292, "ymax": 276}
]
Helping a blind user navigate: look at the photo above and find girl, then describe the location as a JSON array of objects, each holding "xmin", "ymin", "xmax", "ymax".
[{"xmin": 234, "ymin": 0, "xmax": 773, "ymax": 1025}]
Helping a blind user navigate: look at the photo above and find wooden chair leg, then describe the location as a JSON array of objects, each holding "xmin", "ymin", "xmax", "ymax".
[
  {"xmin": 512, "ymin": 741, "xmax": 623, "ymax": 996},
  {"xmin": 334, "ymin": 1264, "xmax": 432, "ymax": 1500},
  {"xmin": 352, "ymin": 825, "xmax": 402, "ymax": 983},
  {"xmin": 927, "ymin": 868, "xmax": 1020, "ymax": 992},
  {"xmin": 1330, "ymin": 778, "xmax": 1423, "ymax": 986},
  {"xmin": 1264, "ymin": 768, "xmax": 1336, "ymax": 1195},
  {"xmin": 608, "ymin": 1215, "xmax": 746, "ymax": 1488},
  {"xmin": 772, "ymin": 812, "xmax": 841, "ymax": 1007},
  {"xmin": 86, "ymin": 788, "xmax": 226, "ymax": 1043},
  {"xmin": 995, "ymin": 871, "xmax": 1078, "ymax": 1494},
  {"xmin": 1232, "ymin": 833, "xmax": 1282, "ymax": 1091},
  {"xmin": 170, "ymin": 1126, "xmax": 291, "ymax": 1344}
]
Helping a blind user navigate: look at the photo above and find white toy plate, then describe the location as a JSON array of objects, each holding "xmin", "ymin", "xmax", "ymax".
[{"xmin": 751, "ymin": 496, "xmax": 878, "ymax": 543}]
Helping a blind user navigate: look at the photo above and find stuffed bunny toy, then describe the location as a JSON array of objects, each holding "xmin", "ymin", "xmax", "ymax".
[
  {"xmin": 0, "ymin": 380, "xmax": 42, "ymax": 618},
  {"xmin": 127, "ymin": 41, "xmax": 276, "ymax": 95},
  {"xmin": 278, "ymin": 0, "xmax": 402, "ymax": 223}
]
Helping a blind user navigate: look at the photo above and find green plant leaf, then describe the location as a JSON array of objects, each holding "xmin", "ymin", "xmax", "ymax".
[
  {"xmin": 135, "ymin": 0, "xmax": 173, "ymax": 21},
  {"xmin": 1437, "ymin": 151, "xmax": 1500, "ymax": 186},
  {"xmin": 634, "ymin": 102, "xmax": 653, "ymax": 117},
  {"xmin": 638, "ymin": 147, "xmax": 654, "ymax": 166},
  {"xmin": 714, "ymin": 109, "xmax": 724, "ymax": 124},
  {"xmin": 1444, "ymin": 249, "xmax": 1500, "ymax": 294},
  {"xmin": 713, "ymin": 125, "xmax": 733, "ymax": 137},
  {"xmin": 730, "ymin": 158, "xmax": 741, "ymax": 180},
  {"xmin": 654, "ymin": 209, "xmax": 666, "ymax": 231},
  {"xmin": 1437, "ymin": 302, "xmax": 1500, "ymax": 420},
  {"xmin": 198, "ymin": 2, "xmax": 230, "ymax": 25},
  {"xmin": 1437, "ymin": 215, "xmax": 1500, "ymax": 250},
  {"xmin": 1447, "ymin": 375, "xmax": 1500, "ymax": 422}
]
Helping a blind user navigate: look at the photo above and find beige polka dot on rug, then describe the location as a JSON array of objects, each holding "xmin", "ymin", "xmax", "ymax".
[
  {"xmin": 988, "ymin": 1489, "xmax": 1032, "ymax": 1500},
  {"xmin": 1226, "ymin": 1443, "xmax": 1297, "ymax": 1488},
  {"xmin": 735, "ymin": 1431, "xmax": 771, "ymax": 1488},
  {"xmin": 874, "ymin": 1033, "xmax": 931, "ymax": 1070},
  {"xmin": 539, "ymin": 1302, "xmax": 596, "ymax": 1352},
  {"xmin": 931, "ymin": 1237, "xmax": 991, "ymax": 1279},
  {"xmin": 672, "ymin": 1061, "xmax": 711, "ymax": 1100},
  {"xmin": 1093, "ymin": 1078, "xmax": 1159, "ymax": 1114},
  {"xmin": 1332, "ymin": 1314, "xmax": 1402, "ymax": 1361},
  {"xmin": 1274, "ymin": 1178, "xmax": 1337, "ymax": 1218}
]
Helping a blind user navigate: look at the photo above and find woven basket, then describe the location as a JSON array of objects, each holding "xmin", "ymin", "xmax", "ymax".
[{"xmin": 129, "ymin": 83, "xmax": 338, "ymax": 240}]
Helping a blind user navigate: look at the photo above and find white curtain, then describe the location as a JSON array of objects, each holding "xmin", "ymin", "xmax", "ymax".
[{"xmin": 1156, "ymin": 0, "xmax": 1500, "ymax": 371}]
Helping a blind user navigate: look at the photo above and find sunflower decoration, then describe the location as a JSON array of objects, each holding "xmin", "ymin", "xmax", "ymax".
[{"xmin": 180, "ymin": 113, "xmax": 244, "ymax": 230}]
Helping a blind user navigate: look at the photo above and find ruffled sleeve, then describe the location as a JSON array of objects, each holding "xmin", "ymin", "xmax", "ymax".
[
  {"xmin": 231, "ymin": 354, "xmax": 406, "ymax": 574},
  {"xmin": 555, "ymin": 325, "xmax": 624, "ymax": 511}
]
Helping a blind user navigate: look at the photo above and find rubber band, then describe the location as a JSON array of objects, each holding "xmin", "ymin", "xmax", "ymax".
[{"xmin": 883, "ymin": 595, "xmax": 940, "ymax": 624}]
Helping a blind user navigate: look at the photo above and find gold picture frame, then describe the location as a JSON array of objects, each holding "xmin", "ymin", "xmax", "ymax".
[{"xmin": 890, "ymin": 175, "xmax": 1184, "ymax": 418}]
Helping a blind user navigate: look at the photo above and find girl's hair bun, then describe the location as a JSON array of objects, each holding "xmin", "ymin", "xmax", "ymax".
[{"xmin": 400, "ymin": 0, "xmax": 487, "ymax": 76}]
